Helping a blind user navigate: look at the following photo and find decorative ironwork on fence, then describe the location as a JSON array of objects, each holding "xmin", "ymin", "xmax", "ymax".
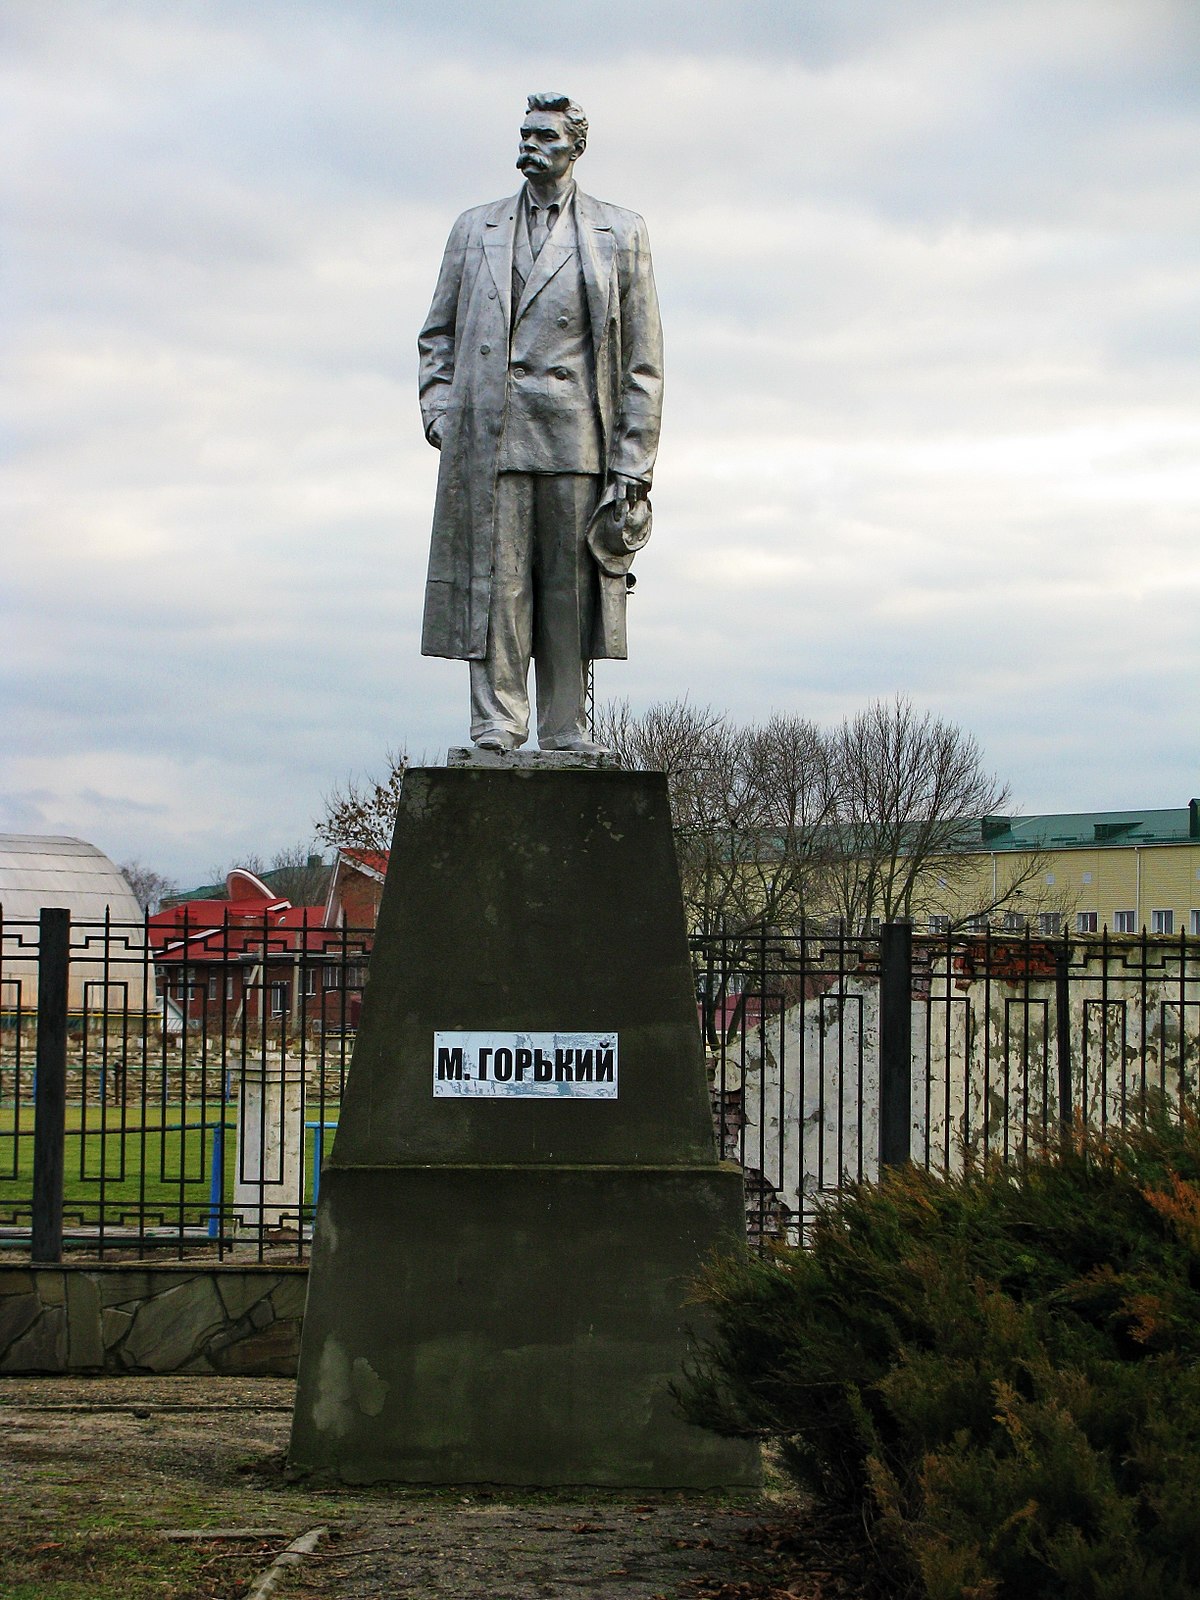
[
  {"xmin": 694, "ymin": 923, "xmax": 1200, "ymax": 1245},
  {"xmin": 3, "ymin": 912, "xmax": 1197, "ymax": 1261},
  {"xmin": 1, "ymin": 907, "xmax": 370, "ymax": 1262}
]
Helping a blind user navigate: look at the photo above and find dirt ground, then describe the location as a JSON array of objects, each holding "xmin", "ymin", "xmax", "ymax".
[{"xmin": 0, "ymin": 1377, "xmax": 885, "ymax": 1600}]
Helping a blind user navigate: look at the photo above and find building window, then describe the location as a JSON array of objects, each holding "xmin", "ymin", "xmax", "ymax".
[
  {"xmin": 345, "ymin": 963, "xmax": 366, "ymax": 989},
  {"xmin": 324, "ymin": 962, "xmax": 341, "ymax": 990},
  {"xmin": 964, "ymin": 914, "xmax": 989, "ymax": 934},
  {"xmin": 226, "ymin": 972, "xmax": 235, "ymax": 1001},
  {"xmin": 1000, "ymin": 912, "xmax": 1026, "ymax": 932},
  {"xmin": 1192, "ymin": 910, "xmax": 1200, "ymax": 936},
  {"xmin": 1076, "ymin": 911, "xmax": 1098, "ymax": 934},
  {"xmin": 270, "ymin": 982, "xmax": 288, "ymax": 1016},
  {"xmin": 304, "ymin": 967, "xmax": 318, "ymax": 996},
  {"xmin": 929, "ymin": 915, "xmax": 950, "ymax": 936},
  {"xmin": 207, "ymin": 971, "xmax": 220, "ymax": 1000},
  {"xmin": 1081, "ymin": 872, "xmax": 1093, "ymax": 885},
  {"xmin": 1113, "ymin": 910, "xmax": 1137, "ymax": 934},
  {"xmin": 1038, "ymin": 913, "xmax": 1062, "ymax": 936},
  {"xmin": 1151, "ymin": 909, "xmax": 1174, "ymax": 936}
]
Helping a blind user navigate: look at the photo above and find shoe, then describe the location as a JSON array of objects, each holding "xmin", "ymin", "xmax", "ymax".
[
  {"xmin": 475, "ymin": 732, "xmax": 521, "ymax": 753},
  {"xmin": 539, "ymin": 738, "xmax": 611, "ymax": 756}
]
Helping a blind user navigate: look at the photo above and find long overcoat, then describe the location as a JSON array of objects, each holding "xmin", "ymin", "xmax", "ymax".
[{"xmin": 417, "ymin": 188, "xmax": 664, "ymax": 660}]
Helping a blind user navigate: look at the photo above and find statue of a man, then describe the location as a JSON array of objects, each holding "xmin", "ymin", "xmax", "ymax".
[{"xmin": 418, "ymin": 92, "xmax": 664, "ymax": 754}]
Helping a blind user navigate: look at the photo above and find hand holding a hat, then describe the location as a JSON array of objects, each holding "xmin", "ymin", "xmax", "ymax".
[{"xmin": 587, "ymin": 475, "xmax": 653, "ymax": 578}]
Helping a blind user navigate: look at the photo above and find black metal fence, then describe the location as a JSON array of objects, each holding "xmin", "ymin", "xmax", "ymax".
[
  {"xmin": 1, "ymin": 908, "xmax": 369, "ymax": 1262},
  {"xmin": 694, "ymin": 923, "xmax": 1200, "ymax": 1243},
  {"xmin": 4, "ymin": 912, "xmax": 1197, "ymax": 1260}
]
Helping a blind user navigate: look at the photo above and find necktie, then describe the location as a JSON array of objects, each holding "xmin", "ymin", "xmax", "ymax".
[{"xmin": 529, "ymin": 202, "xmax": 557, "ymax": 258}]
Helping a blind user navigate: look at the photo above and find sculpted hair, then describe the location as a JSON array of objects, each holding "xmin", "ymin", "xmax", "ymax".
[{"xmin": 526, "ymin": 91, "xmax": 588, "ymax": 153}]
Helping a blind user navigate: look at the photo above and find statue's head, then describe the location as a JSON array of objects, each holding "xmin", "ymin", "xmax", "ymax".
[{"xmin": 517, "ymin": 92, "xmax": 588, "ymax": 184}]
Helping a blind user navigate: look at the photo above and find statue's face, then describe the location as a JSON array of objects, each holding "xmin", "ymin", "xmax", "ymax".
[{"xmin": 516, "ymin": 110, "xmax": 579, "ymax": 183}]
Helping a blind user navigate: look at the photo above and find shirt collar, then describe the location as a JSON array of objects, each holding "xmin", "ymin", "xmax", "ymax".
[{"xmin": 523, "ymin": 179, "xmax": 576, "ymax": 219}]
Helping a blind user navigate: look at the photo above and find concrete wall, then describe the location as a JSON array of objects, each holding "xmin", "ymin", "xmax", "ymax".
[
  {"xmin": 0, "ymin": 1264, "xmax": 307, "ymax": 1376},
  {"xmin": 729, "ymin": 942, "xmax": 1200, "ymax": 1223}
]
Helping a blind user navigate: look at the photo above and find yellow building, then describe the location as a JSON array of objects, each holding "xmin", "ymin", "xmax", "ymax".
[{"xmin": 929, "ymin": 801, "xmax": 1200, "ymax": 937}]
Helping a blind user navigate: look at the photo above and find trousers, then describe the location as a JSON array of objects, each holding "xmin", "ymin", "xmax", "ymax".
[{"xmin": 469, "ymin": 471, "xmax": 601, "ymax": 749}]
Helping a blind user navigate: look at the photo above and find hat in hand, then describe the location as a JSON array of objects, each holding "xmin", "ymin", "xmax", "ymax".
[{"xmin": 586, "ymin": 487, "xmax": 653, "ymax": 577}]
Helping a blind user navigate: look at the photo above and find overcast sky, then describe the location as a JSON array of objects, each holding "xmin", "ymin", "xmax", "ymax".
[{"xmin": 3, "ymin": 0, "xmax": 1198, "ymax": 885}]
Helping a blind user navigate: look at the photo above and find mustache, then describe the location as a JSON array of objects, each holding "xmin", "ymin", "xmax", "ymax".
[{"xmin": 517, "ymin": 150, "xmax": 548, "ymax": 166}]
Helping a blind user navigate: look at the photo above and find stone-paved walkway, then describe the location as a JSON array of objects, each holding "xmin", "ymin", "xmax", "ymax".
[
  {"xmin": 283, "ymin": 1499, "xmax": 779, "ymax": 1599},
  {"xmin": 0, "ymin": 1377, "xmax": 880, "ymax": 1599}
]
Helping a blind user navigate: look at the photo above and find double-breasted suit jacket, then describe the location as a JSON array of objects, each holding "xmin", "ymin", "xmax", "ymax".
[{"xmin": 418, "ymin": 188, "xmax": 664, "ymax": 661}]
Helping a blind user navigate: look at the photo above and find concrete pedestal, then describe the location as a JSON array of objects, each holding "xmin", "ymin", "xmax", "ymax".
[{"xmin": 288, "ymin": 766, "xmax": 756, "ymax": 1487}]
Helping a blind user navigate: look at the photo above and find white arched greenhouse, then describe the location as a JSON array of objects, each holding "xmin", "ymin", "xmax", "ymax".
[{"xmin": 0, "ymin": 834, "xmax": 153, "ymax": 1015}]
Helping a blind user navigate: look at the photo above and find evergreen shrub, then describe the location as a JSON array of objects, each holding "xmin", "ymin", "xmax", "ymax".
[{"xmin": 683, "ymin": 1114, "xmax": 1200, "ymax": 1598}]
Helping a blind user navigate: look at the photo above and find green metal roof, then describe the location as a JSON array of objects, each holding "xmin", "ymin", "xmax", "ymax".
[
  {"xmin": 976, "ymin": 801, "xmax": 1200, "ymax": 851},
  {"xmin": 165, "ymin": 858, "xmax": 332, "ymax": 907}
]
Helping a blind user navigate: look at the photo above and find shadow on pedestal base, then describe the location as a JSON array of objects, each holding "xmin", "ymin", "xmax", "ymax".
[{"xmin": 288, "ymin": 1163, "xmax": 757, "ymax": 1488}]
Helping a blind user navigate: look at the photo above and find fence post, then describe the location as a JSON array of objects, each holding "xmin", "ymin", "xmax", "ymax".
[
  {"xmin": 32, "ymin": 907, "xmax": 70, "ymax": 1263},
  {"xmin": 1055, "ymin": 938, "xmax": 1073, "ymax": 1143},
  {"xmin": 879, "ymin": 921, "xmax": 913, "ymax": 1168}
]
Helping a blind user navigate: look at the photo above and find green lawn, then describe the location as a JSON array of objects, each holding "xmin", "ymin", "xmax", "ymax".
[
  {"xmin": 0, "ymin": 1102, "xmax": 339, "ymax": 1231},
  {"xmin": 0, "ymin": 1527, "xmax": 275, "ymax": 1600}
]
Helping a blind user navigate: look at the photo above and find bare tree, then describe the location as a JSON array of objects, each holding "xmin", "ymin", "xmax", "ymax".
[
  {"xmin": 264, "ymin": 844, "xmax": 331, "ymax": 908},
  {"xmin": 198, "ymin": 844, "xmax": 330, "ymax": 907},
  {"xmin": 120, "ymin": 861, "xmax": 177, "ymax": 914},
  {"xmin": 599, "ymin": 700, "xmax": 838, "ymax": 1050},
  {"xmin": 600, "ymin": 694, "xmax": 1042, "ymax": 939},
  {"xmin": 596, "ymin": 700, "xmax": 833, "ymax": 938},
  {"xmin": 315, "ymin": 747, "xmax": 408, "ymax": 855},
  {"xmin": 597, "ymin": 699, "xmax": 726, "ymax": 794},
  {"xmin": 200, "ymin": 856, "xmax": 263, "ymax": 899},
  {"xmin": 822, "ymin": 696, "xmax": 1037, "ymax": 931},
  {"xmin": 735, "ymin": 712, "xmax": 838, "ymax": 927},
  {"xmin": 597, "ymin": 698, "xmax": 733, "ymax": 933},
  {"xmin": 318, "ymin": 702, "xmax": 1033, "ymax": 944}
]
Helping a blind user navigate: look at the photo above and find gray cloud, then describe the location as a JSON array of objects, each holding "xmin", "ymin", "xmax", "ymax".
[{"xmin": 2, "ymin": 0, "xmax": 1198, "ymax": 881}]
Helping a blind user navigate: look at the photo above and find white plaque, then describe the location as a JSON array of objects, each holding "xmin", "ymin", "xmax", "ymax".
[{"xmin": 433, "ymin": 1031, "xmax": 618, "ymax": 1098}]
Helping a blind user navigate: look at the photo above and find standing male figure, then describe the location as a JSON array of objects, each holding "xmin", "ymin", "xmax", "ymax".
[{"xmin": 418, "ymin": 92, "xmax": 664, "ymax": 753}]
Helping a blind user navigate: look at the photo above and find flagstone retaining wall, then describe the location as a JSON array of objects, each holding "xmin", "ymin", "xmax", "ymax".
[{"xmin": 0, "ymin": 1264, "xmax": 307, "ymax": 1375}]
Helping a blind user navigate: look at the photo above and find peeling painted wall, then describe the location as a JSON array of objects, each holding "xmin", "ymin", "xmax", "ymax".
[{"xmin": 724, "ymin": 943, "xmax": 1200, "ymax": 1226}]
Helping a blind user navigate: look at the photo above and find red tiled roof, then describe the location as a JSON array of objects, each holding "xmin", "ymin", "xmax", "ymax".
[
  {"xmin": 339, "ymin": 848, "xmax": 389, "ymax": 878},
  {"xmin": 148, "ymin": 899, "xmax": 336, "ymax": 961}
]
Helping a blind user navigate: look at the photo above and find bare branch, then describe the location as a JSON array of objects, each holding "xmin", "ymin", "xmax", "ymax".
[
  {"xmin": 315, "ymin": 747, "xmax": 409, "ymax": 854},
  {"xmin": 119, "ymin": 862, "xmax": 177, "ymax": 915},
  {"xmin": 824, "ymin": 696, "xmax": 1011, "ymax": 929},
  {"xmin": 597, "ymin": 699, "xmax": 833, "ymax": 939}
]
